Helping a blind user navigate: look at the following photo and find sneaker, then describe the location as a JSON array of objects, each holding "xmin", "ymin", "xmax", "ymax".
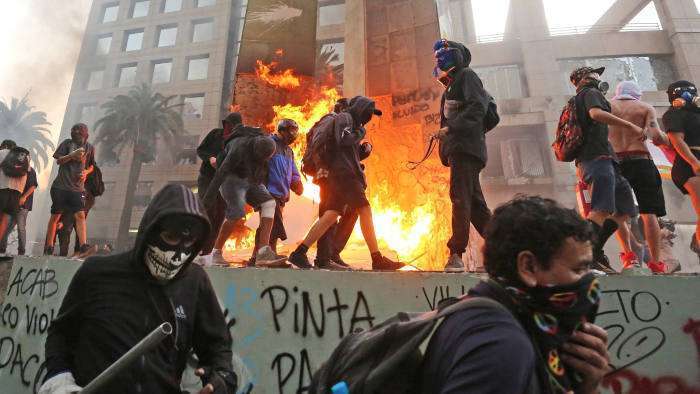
[
  {"xmin": 195, "ymin": 254, "xmax": 214, "ymax": 267},
  {"xmin": 591, "ymin": 251, "xmax": 615, "ymax": 274},
  {"xmin": 332, "ymin": 253, "xmax": 351, "ymax": 268},
  {"xmin": 255, "ymin": 247, "xmax": 289, "ymax": 268},
  {"xmin": 620, "ymin": 252, "xmax": 651, "ymax": 276},
  {"xmin": 212, "ymin": 250, "xmax": 228, "ymax": 266},
  {"xmin": 372, "ymin": 255, "xmax": 405, "ymax": 271},
  {"xmin": 647, "ymin": 260, "xmax": 680, "ymax": 274},
  {"xmin": 75, "ymin": 244, "xmax": 98, "ymax": 259},
  {"xmin": 288, "ymin": 249, "xmax": 313, "ymax": 269},
  {"xmin": 317, "ymin": 259, "xmax": 352, "ymax": 271},
  {"xmin": 444, "ymin": 254, "xmax": 465, "ymax": 273},
  {"xmin": 44, "ymin": 245, "xmax": 54, "ymax": 256}
]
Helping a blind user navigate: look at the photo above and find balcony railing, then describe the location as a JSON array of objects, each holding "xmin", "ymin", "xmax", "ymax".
[{"xmin": 475, "ymin": 22, "xmax": 662, "ymax": 43}]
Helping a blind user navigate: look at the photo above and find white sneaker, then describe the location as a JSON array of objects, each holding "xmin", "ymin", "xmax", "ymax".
[
  {"xmin": 211, "ymin": 250, "xmax": 227, "ymax": 266},
  {"xmin": 256, "ymin": 246, "xmax": 288, "ymax": 267},
  {"xmin": 195, "ymin": 254, "xmax": 214, "ymax": 267}
]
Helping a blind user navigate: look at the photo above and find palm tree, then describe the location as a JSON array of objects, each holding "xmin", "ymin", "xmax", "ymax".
[
  {"xmin": 94, "ymin": 84, "xmax": 184, "ymax": 250},
  {"xmin": 0, "ymin": 93, "xmax": 55, "ymax": 173}
]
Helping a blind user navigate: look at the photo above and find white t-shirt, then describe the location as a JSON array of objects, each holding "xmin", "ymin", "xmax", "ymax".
[{"xmin": 0, "ymin": 150, "xmax": 28, "ymax": 192}]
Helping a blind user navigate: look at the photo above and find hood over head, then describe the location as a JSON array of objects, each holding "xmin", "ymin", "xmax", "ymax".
[
  {"xmin": 433, "ymin": 39, "xmax": 472, "ymax": 68},
  {"xmin": 133, "ymin": 184, "xmax": 211, "ymax": 281},
  {"xmin": 613, "ymin": 80, "xmax": 642, "ymax": 101},
  {"xmin": 348, "ymin": 96, "xmax": 382, "ymax": 126}
]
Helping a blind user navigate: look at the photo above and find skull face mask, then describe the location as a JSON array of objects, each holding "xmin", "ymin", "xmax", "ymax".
[{"xmin": 144, "ymin": 216, "xmax": 205, "ymax": 282}]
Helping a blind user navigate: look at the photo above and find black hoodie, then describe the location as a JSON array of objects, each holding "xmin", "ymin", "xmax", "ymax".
[
  {"xmin": 44, "ymin": 184, "xmax": 236, "ymax": 393},
  {"xmin": 438, "ymin": 41, "xmax": 490, "ymax": 167},
  {"xmin": 329, "ymin": 96, "xmax": 375, "ymax": 186}
]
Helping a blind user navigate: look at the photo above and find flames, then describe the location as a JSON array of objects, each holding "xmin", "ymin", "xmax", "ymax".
[{"xmin": 225, "ymin": 59, "xmax": 451, "ymax": 270}]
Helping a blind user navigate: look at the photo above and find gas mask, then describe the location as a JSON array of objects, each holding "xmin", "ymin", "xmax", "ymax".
[
  {"xmin": 433, "ymin": 41, "xmax": 459, "ymax": 87},
  {"xmin": 669, "ymin": 83, "xmax": 699, "ymax": 108},
  {"xmin": 144, "ymin": 216, "xmax": 205, "ymax": 282}
]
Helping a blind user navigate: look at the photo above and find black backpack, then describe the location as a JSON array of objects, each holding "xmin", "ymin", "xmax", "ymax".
[
  {"xmin": 1, "ymin": 147, "xmax": 30, "ymax": 178},
  {"xmin": 309, "ymin": 295, "xmax": 540, "ymax": 394},
  {"xmin": 301, "ymin": 113, "xmax": 344, "ymax": 178},
  {"xmin": 484, "ymin": 93, "xmax": 500, "ymax": 132},
  {"xmin": 85, "ymin": 164, "xmax": 105, "ymax": 197}
]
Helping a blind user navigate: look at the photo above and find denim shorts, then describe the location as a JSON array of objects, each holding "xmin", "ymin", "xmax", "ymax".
[
  {"xmin": 220, "ymin": 175, "xmax": 273, "ymax": 220},
  {"xmin": 578, "ymin": 158, "xmax": 638, "ymax": 216}
]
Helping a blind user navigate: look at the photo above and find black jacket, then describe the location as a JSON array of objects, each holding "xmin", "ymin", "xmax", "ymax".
[
  {"xmin": 438, "ymin": 42, "xmax": 490, "ymax": 167},
  {"xmin": 197, "ymin": 128, "xmax": 226, "ymax": 178},
  {"xmin": 330, "ymin": 97, "xmax": 375, "ymax": 187},
  {"xmin": 44, "ymin": 184, "xmax": 236, "ymax": 394}
]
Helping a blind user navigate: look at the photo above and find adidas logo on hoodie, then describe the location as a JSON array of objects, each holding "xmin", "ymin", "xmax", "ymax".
[{"xmin": 175, "ymin": 305, "xmax": 187, "ymax": 320}]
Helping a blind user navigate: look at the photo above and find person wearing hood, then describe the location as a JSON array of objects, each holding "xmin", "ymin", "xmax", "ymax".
[
  {"xmin": 609, "ymin": 81, "xmax": 676, "ymax": 274},
  {"xmin": 0, "ymin": 140, "xmax": 29, "ymax": 249},
  {"xmin": 420, "ymin": 196, "xmax": 610, "ymax": 394},
  {"xmin": 662, "ymin": 80, "xmax": 700, "ymax": 260},
  {"xmin": 196, "ymin": 113, "xmax": 244, "ymax": 261},
  {"xmin": 432, "ymin": 39, "xmax": 493, "ymax": 273},
  {"xmin": 202, "ymin": 124, "xmax": 284, "ymax": 267},
  {"xmin": 288, "ymin": 96, "xmax": 404, "ymax": 270},
  {"xmin": 43, "ymin": 123, "xmax": 96, "ymax": 258},
  {"xmin": 40, "ymin": 184, "xmax": 237, "ymax": 394},
  {"xmin": 568, "ymin": 67, "xmax": 649, "ymax": 275}
]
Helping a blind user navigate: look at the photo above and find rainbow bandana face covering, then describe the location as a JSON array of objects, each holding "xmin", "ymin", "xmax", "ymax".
[{"xmin": 495, "ymin": 273, "xmax": 601, "ymax": 393}]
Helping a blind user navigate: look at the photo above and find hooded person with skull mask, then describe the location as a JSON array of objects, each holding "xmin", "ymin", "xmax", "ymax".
[
  {"xmin": 432, "ymin": 39, "xmax": 493, "ymax": 273},
  {"xmin": 41, "ymin": 184, "xmax": 237, "ymax": 394}
]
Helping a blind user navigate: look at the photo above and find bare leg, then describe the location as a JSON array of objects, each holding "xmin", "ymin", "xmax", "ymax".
[
  {"xmin": 301, "ymin": 211, "xmax": 341, "ymax": 247},
  {"xmin": 612, "ymin": 214, "xmax": 633, "ymax": 254},
  {"xmin": 45, "ymin": 213, "xmax": 63, "ymax": 247},
  {"xmin": 214, "ymin": 218, "xmax": 244, "ymax": 250},
  {"xmin": 587, "ymin": 210, "xmax": 608, "ymax": 226},
  {"xmin": 684, "ymin": 177, "xmax": 700, "ymax": 244},
  {"xmin": 640, "ymin": 214, "xmax": 661, "ymax": 262},
  {"xmin": 74, "ymin": 211, "xmax": 87, "ymax": 246},
  {"xmin": 358, "ymin": 205, "xmax": 379, "ymax": 254},
  {"xmin": 0, "ymin": 214, "xmax": 9, "ymax": 244}
]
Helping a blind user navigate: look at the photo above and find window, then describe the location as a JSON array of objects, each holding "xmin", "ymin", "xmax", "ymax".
[
  {"xmin": 86, "ymin": 70, "xmax": 104, "ymax": 90},
  {"xmin": 162, "ymin": 0, "xmax": 182, "ymax": 13},
  {"xmin": 102, "ymin": 3, "xmax": 119, "ymax": 23},
  {"xmin": 182, "ymin": 95, "xmax": 205, "ymax": 119},
  {"xmin": 177, "ymin": 134, "xmax": 199, "ymax": 164},
  {"xmin": 157, "ymin": 25, "xmax": 178, "ymax": 47},
  {"xmin": 186, "ymin": 56, "xmax": 209, "ymax": 80},
  {"xmin": 152, "ymin": 60, "xmax": 173, "ymax": 84},
  {"xmin": 483, "ymin": 125, "xmax": 550, "ymax": 183},
  {"xmin": 195, "ymin": 0, "xmax": 216, "ymax": 7},
  {"xmin": 319, "ymin": 4, "xmax": 345, "ymax": 26},
  {"xmin": 131, "ymin": 0, "xmax": 150, "ymax": 18},
  {"xmin": 134, "ymin": 181, "xmax": 153, "ymax": 207},
  {"xmin": 95, "ymin": 34, "xmax": 112, "ymax": 55},
  {"xmin": 559, "ymin": 56, "xmax": 675, "ymax": 94},
  {"xmin": 124, "ymin": 29, "xmax": 144, "ymax": 52},
  {"xmin": 192, "ymin": 19, "xmax": 214, "ymax": 43},
  {"xmin": 473, "ymin": 65, "xmax": 524, "ymax": 99},
  {"xmin": 117, "ymin": 64, "xmax": 138, "ymax": 87}
]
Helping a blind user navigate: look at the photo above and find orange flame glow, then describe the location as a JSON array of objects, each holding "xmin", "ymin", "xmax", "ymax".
[{"xmin": 255, "ymin": 60, "xmax": 301, "ymax": 89}]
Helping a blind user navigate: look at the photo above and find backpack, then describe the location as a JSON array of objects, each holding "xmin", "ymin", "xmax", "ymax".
[
  {"xmin": 85, "ymin": 164, "xmax": 105, "ymax": 197},
  {"xmin": 484, "ymin": 93, "xmax": 500, "ymax": 132},
  {"xmin": 301, "ymin": 113, "xmax": 339, "ymax": 178},
  {"xmin": 0, "ymin": 147, "xmax": 30, "ymax": 178},
  {"xmin": 552, "ymin": 92, "xmax": 587, "ymax": 162},
  {"xmin": 309, "ymin": 295, "xmax": 540, "ymax": 394}
]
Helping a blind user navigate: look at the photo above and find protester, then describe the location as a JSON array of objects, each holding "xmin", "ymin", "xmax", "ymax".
[
  {"xmin": 197, "ymin": 113, "xmax": 243, "ymax": 262},
  {"xmin": 420, "ymin": 196, "xmax": 610, "ymax": 394},
  {"xmin": 0, "ymin": 160, "xmax": 37, "ymax": 256},
  {"xmin": 43, "ymin": 123, "xmax": 96, "ymax": 258},
  {"xmin": 432, "ymin": 39, "xmax": 492, "ymax": 273},
  {"xmin": 250, "ymin": 119, "xmax": 304, "ymax": 265},
  {"xmin": 0, "ymin": 140, "xmax": 29, "ymax": 251},
  {"xmin": 288, "ymin": 96, "xmax": 403, "ymax": 270},
  {"xmin": 40, "ymin": 184, "xmax": 237, "ymax": 394},
  {"xmin": 56, "ymin": 188, "xmax": 95, "ymax": 257},
  {"xmin": 569, "ymin": 67, "xmax": 649, "ymax": 274},
  {"xmin": 662, "ymin": 80, "xmax": 700, "ymax": 259},
  {"xmin": 202, "ymin": 124, "xmax": 284, "ymax": 267},
  {"xmin": 609, "ymin": 81, "xmax": 677, "ymax": 273}
]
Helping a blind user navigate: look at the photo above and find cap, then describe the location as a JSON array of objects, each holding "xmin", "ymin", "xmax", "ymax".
[
  {"xmin": 223, "ymin": 112, "xmax": 243, "ymax": 127},
  {"xmin": 570, "ymin": 66, "xmax": 605, "ymax": 85}
]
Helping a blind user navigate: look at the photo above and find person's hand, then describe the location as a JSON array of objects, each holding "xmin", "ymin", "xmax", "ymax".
[
  {"xmin": 435, "ymin": 127, "xmax": 449, "ymax": 140},
  {"xmin": 70, "ymin": 148, "xmax": 85, "ymax": 161},
  {"xmin": 631, "ymin": 124, "xmax": 647, "ymax": 142},
  {"xmin": 18, "ymin": 196, "xmax": 26, "ymax": 206},
  {"xmin": 209, "ymin": 157, "xmax": 217, "ymax": 168},
  {"xmin": 561, "ymin": 323, "xmax": 611, "ymax": 394},
  {"xmin": 79, "ymin": 169, "xmax": 90, "ymax": 182},
  {"xmin": 195, "ymin": 367, "xmax": 237, "ymax": 394},
  {"xmin": 692, "ymin": 162, "xmax": 700, "ymax": 176},
  {"xmin": 196, "ymin": 368, "xmax": 216, "ymax": 394},
  {"xmin": 38, "ymin": 372, "xmax": 83, "ymax": 394}
]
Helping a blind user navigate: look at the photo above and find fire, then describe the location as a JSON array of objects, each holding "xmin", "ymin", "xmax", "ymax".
[{"xmin": 255, "ymin": 60, "xmax": 301, "ymax": 89}]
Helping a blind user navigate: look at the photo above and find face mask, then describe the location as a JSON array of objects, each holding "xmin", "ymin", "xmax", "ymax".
[
  {"xmin": 498, "ymin": 273, "xmax": 601, "ymax": 393},
  {"xmin": 143, "ymin": 218, "xmax": 204, "ymax": 281},
  {"xmin": 144, "ymin": 243, "xmax": 193, "ymax": 281}
]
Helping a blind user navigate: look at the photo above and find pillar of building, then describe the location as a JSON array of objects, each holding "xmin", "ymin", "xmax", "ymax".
[
  {"xmin": 343, "ymin": 0, "xmax": 367, "ymax": 96},
  {"xmin": 654, "ymin": 0, "xmax": 700, "ymax": 83}
]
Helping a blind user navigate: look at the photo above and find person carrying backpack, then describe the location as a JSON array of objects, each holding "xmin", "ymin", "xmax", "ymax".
[
  {"xmin": 0, "ymin": 140, "xmax": 29, "ymax": 250},
  {"xmin": 289, "ymin": 96, "xmax": 404, "ymax": 270},
  {"xmin": 432, "ymin": 39, "xmax": 493, "ymax": 273},
  {"xmin": 565, "ymin": 67, "xmax": 648, "ymax": 274},
  {"xmin": 310, "ymin": 197, "xmax": 610, "ymax": 394}
]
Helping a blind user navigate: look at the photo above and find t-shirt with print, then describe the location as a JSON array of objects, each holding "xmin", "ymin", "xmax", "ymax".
[
  {"xmin": 662, "ymin": 107, "xmax": 700, "ymax": 146},
  {"xmin": 577, "ymin": 88, "xmax": 616, "ymax": 162},
  {"xmin": 0, "ymin": 150, "xmax": 27, "ymax": 192},
  {"xmin": 52, "ymin": 139, "xmax": 96, "ymax": 193}
]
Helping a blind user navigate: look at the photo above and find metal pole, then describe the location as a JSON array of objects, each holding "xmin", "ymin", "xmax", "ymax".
[{"xmin": 81, "ymin": 322, "xmax": 173, "ymax": 394}]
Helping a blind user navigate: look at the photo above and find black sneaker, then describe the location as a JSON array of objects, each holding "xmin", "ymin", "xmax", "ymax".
[
  {"xmin": 288, "ymin": 250, "xmax": 313, "ymax": 269},
  {"xmin": 75, "ymin": 244, "xmax": 98, "ymax": 259},
  {"xmin": 44, "ymin": 245, "xmax": 54, "ymax": 256},
  {"xmin": 317, "ymin": 259, "xmax": 352, "ymax": 271},
  {"xmin": 332, "ymin": 253, "xmax": 351, "ymax": 268},
  {"xmin": 372, "ymin": 255, "xmax": 405, "ymax": 271},
  {"xmin": 592, "ymin": 249, "xmax": 615, "ymax": 274}
]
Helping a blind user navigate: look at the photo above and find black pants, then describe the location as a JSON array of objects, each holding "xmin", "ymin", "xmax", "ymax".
[
  {"xmin": 57, "ymin": 193, "xmax": 95, "ymax": 256},
  {"xmin": 447, "ymin": 154, "xmax": 491, "ymax": 255},
  {"xmin": 198, "ymin": 174, "xmax": 226, "ymax": 255},
  {"xmin": 317, "ymin": 208, "xmax": 359, "ymax": 262}
]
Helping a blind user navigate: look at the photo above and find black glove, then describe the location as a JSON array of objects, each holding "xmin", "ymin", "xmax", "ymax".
[{"xmin": 199, "ymin": 366, "xmax": 238, "ymax": 394}]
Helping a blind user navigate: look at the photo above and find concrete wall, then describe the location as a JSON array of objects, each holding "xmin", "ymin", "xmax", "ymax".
[{"xmin": 0, "ymin": 257, "xmax": 698, "ymax": 393}]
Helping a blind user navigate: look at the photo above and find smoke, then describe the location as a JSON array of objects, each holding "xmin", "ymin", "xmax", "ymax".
[{"xmin": 0, "ymin": 0, "xmax": 91, "ymax": 141}]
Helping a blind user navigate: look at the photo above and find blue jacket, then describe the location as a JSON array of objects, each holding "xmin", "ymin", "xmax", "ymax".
[{"xmin": 267, "ymin": 135, "xmax": 301, "ymax": 201}]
